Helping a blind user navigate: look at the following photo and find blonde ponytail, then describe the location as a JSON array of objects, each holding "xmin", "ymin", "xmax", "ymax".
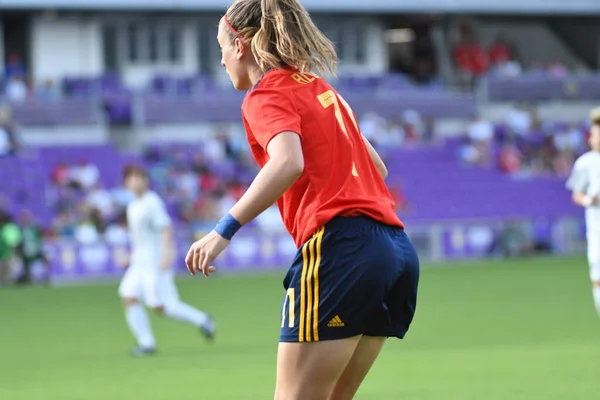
[{"xmin": 225, "ymin": 0, "xmax": 337, "ymax": 75}]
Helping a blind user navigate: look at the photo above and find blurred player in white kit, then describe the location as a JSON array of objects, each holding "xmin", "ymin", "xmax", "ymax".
[
  {"xmin": 567, "ymin": 107, "xmax": 600, "ymax": 318},
  {"xmin": 119, "ymin": 164, "xmax": 215, "ymax": 356}
]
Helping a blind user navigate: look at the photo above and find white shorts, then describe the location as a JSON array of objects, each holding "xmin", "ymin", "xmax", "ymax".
[
  {"xmin": 587, "ymin": 231, "xmax": 600, "ymax": 282},
  {"xmin": 118, "ymin": 267, "xmax": 180, "ymax": 308}
]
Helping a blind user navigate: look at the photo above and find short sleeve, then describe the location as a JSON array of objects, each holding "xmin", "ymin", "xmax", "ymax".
[
  {"xmin": 244, "ymin": 89, "xmax": 302, "ymax": 150},
  {"xmin": 150, "ymin": 194, "xmax": 171, "ymax": 229},
  {"xmin": 566, "ymin": 158, "xmax": 589, "ymax": 193}
]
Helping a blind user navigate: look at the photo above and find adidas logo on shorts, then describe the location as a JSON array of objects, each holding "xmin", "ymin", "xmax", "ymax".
[{"xmin": 327, "ymin": 315, "xmax": 345, "ymax": 328}]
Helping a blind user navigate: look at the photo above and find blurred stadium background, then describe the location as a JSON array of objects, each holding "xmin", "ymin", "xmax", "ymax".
[{"xmin": 1, "ymin": 1, "xmax": 600, "ymax": 399}]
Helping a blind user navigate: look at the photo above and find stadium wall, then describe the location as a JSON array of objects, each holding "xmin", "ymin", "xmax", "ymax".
[
  {"xmin": 3, "ymin": 0, "xmax": 600, "ymax": 14},
  {"xmin": 24, "ymin": 14, "xmax": 387, "ymax": 87},
  {"xmin": 31, "ymin": 16, "xmax": 104, "ymax": 83},
  {"xmin": 475, "ymin": 20, "xmax": 584, "ymax": 69}
]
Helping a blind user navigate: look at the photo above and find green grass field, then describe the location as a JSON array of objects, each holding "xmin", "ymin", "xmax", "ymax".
[{"xmin": 1, "ymin": 256, "xmax": 599, "ymax": 399}]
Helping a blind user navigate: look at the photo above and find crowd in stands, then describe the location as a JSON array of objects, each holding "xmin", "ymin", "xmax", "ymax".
[
  {"xmin": 0, "ymin": 209, "xmax": 49, "ymax": 287},
  {"xmin": 0, "ymin": 107, "xmax": 19, "ymax": 156},
  {"xmin": 459, "ymin": 104, "xmax": 588, "ymax": 177},
  {"xmin": 360, "ymin": 109, "xmax": 435, "ymax": 147},
  {"xmin": 44, "ymin": 126, "xmax": 258, "ymax": 245},
  {"xmin": 452, "ymin": 24, "xmax": 589, "ymax": 89},
  {"xmin": 40, "ymin": 113, "xmax": 423, "ymax": 245}
]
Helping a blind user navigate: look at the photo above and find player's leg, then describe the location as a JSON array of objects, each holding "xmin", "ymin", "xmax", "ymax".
[
  {"xmin": 588, "ymin": 231, "xmax": 600, "ymax": 317},
  {"xmin": 0, "ymin": 258, "xmax": 11, "ymax": 286},
  {"xmin": 275, "ymin": 337, "xmax": 362, "ymax": 400},
  {"xmin": 119, "ymin": 267, "xmax": 156, "ymax": 354},
  {"xmin": 159, "ymin": 270, "xmax": 216, "ymax": 339},
  {"xmin": 329, "ymin": 229, "xmax": 419, "ymax": 400},
  {"xmin": 328, "ymin": 336, "xmax": 386, "ymax": 400}
]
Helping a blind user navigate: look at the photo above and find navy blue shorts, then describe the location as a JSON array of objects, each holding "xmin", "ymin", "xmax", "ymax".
[{"xmin": 279, "ymin": 216, "xmax": 420, "ymax": 343}]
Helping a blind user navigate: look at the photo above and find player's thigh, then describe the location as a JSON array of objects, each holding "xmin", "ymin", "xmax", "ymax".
[
  {"xmin": 118, "ymin": 267, "xmax": 143, "ymax": 302},
  {"xmin": 328, "ymin": 336, "xmax": 386, "ymax": 400},
  {"xmin": 587, "ymin": 231, "xmax": 600, "ymax": 284},
  {"xmin": 140, "ymin": 271, "xmax": 162, "ymax": 308},
  {"xmin": 158, "ymin": 269, "xmax": 180, "ymax": 306},
  {"xmin": 275, "ymin": 336, "xmax": 361, "ymax": 400}
]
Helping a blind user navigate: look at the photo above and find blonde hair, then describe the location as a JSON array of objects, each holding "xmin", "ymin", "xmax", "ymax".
[
  {"xmin": 225, "ymin": 0, "xmax": 337, "ymax": 75},
  {"xmin": 591, "ymin": 106, "xmax": 600, "ymax": 126}
]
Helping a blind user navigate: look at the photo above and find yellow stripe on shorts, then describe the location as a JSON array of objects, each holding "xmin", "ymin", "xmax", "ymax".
[{"xmin": 298, "ymin": 227, "xmax": 325, "ymax": 342}]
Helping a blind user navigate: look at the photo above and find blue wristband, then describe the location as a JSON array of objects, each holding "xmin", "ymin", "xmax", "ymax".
[{"xmin": 214, "ymin": 213, "xmax": 242, "ymax": 240}]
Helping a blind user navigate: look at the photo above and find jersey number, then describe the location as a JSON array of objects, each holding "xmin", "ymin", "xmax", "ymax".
[
  {"xmin": 281, "ymin": 288, "xmax": 295, "ymax": 328},
  {"xmin": 317, "ymin": 90, "xmax": 359, "ymax": 177}
]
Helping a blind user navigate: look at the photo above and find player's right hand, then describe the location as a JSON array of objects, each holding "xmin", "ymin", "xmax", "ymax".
[{"xmin": 185, "ymin": 230, "xmax": 229, "ymax": 277}]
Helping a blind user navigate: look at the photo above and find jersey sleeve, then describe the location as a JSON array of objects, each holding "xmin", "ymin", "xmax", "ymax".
[
  {"xmin": 150, "ymin": 194, "xmax": 171, "ymax": 229},
  {"xmin": 566, "ymin": 157, "xmax": 589, "ymax": 193},
  {"xmin": 244, "ymin": 88, "xmax": 302, "ymax": 150}
]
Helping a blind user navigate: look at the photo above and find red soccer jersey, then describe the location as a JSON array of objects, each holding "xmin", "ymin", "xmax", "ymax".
[{"xmin": 242, "ymin": 68, "xmax": 404, "ymax": 247}]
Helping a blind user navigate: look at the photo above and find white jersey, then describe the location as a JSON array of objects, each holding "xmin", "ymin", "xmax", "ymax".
[
  {"xmin": 127, "ymin": 191, "xmax": 171, "ymax": 269},
  {"xmin": 566, "ymin": 151, "xmax": 600, "ymax": 233}
]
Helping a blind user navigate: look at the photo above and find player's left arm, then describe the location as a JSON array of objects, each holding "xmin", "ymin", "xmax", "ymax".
[
  {"xmin": 151, "ymin": 196, "xmax": 175, "ymax": 271},
  {"xmin": 160, "ymin": 225, "xmax": 175, "ymax": 271},
  {"xmin": 566, "ymin": 158, "xmax": 595, "ymax": 207}
]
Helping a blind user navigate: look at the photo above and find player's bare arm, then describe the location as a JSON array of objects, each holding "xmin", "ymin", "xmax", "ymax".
[
  {"xmin": 572, "ymin": 191, "xmax": 599, "ymax": 207},
  {"xmin": 362, "ymin": 135, "xmax": 388, "ymax": 180},
  {"xmin": 160, "ymin": 225, "xmax": 175, "ymax": 271},
  {"xmin": 185, "ymin": 131, "xmax": 304, "ymax": 277}
]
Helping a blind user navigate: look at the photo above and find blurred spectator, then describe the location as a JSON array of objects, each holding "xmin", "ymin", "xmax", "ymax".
[
  {"xmin": 111, "ymin": 185, "xmax": 134, "ymax": 209},
  {"xmin": 51, "ymin": 161, "xmax": 71, "ymax": 186},
  {"xmin": 548, "ymin": 61, "xmax": 568, "ymax": 79},
  {"xmin": 75, "ymin": 204, "xmax": 101, "ymax": 245},
  {"xmin": 52, "ymin": 211, "xmax": 76, "ymax": 239},
  {"xmin": 38, "ymin": 79, "xmax": 60, "ymax": 102},
  {"xmin": 389, "ymin": 184, "xmax": 410, "ymax": 213},
  {"xmin": 414, "ymin": 58, "xmax": 437, "ymax": 86},
  {"xmin": 203, "ymin": 134, "xmax": 227, "ymax": 162},
  {"xmin": 377, "ymin": 120, "xmax": 404, "ymax": 148},
  {"xmin": 71, "ymin": 160, "xmax": 100, "ymax": 190},
  {"xmin": 87, "ymin": 182, "xmax": 115, "ymax": 218},
  {"xmin": 0, "ymin": 107, "xmax": 19, "ymax": 155},
  {"xmin": 453, "ymin": 26, "xmax": 488, "ymax": 89},
  {"xmin": 359, "ymin": 112, "xmax": 388, "ymax": 145},
  {"xmin": 498, "ymin": 141, "xmax": 523, "ymax": 175},
  {"xmin": 505, "ymin": 104, "xmax": 532, "ymax": 136},
  {"xmin": 4, "ymin": 52, "xmax": 26, "ymax": 80},
  {"xmin": 468, "ymin": 116, "xmax": 494, "ymax": 143},
  {"xmin": 467, "ymin": 116, "xmax": 494, "ymax": 165},
  {"xmin": 16, "ymin": 211, "xmax": 49, "ymax": 285},
  {"xmin": 402, "ymin": 109, "xmax": 424, "ymax": 145},
  {"xmin": 492, "ymin": 56, "xmax": 523, "ymax": 79},
  {"xmin": 496, "ymin": 220, "xmax": 531, "ymax": 258},
  {"xmin": 6, "ymin": 75, "xmax": 28, "ymax": 103},
  {"xmin": 0, "ymin": 126, "xmax": 11, "ymax": 156},
  {"xmin": 178, "ymin": 169, "xmax": 199, "ymax": 200},
  {"xmin": 459, "ymin": 137, "xmax": 484, "ymax": 166},
  {"xmin": 105, "ymin": 211, "xmax": 129, "ymax": 246},
  {"xmin": 0, "ymin": 212, "xmax": 22, "ymax": 287},
  {"xmin": 256, "ymin": 205, "xmax": 287, "ymax": 234},
  {"xmin": 488, "ymin": 35, "xmax": 513, "ymax": 66}
]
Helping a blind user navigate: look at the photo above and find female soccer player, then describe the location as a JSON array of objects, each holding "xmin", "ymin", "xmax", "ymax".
[
  {"xmin": 567, "ymin": 108, "xmax": 600, "ymax": 318},
  {"xmin": 185, "ymin": 0, "xmax": 420, "ymax": 398}
]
